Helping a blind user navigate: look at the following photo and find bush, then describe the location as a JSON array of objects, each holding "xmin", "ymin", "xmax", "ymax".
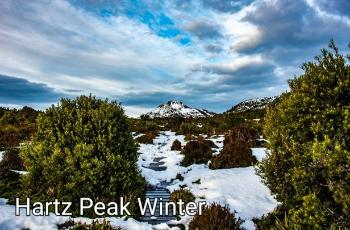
[
  {"xmin": 1, "ymin": 148, "xmax": 24, "ymax": 170},
  {"xmin": 210, "ymin": 123, "xmax": 258, "ymax": 169},
  {"xmin": 223, "ymin": 123, "xmax": 259, "ymax": 147},
  {"xmin": 178, "ymin": 123, "xmax": 199, "ymax": 135},
  {"xmin": 171, "ymin": 139, "xmax": 182, "ymax": 151},
  {"xmin": 135, "ymin": 132, "xmax": 157, "ymax": 144},
  {"xmin": 0, "ymin": 106, "xmax": 39, "ymax": 148},
  {"xmin": 170, "ymin": 188, "xmax": 195, "ymax": 213},
  {"xmin": 0, "ymin": 148, "xmax": 24, "ymax": 201},
  {"xmin": 58, "ymin": 219, "xmax": 121, "ymax": 230},
  {"xmin": 20, "ymin": 95, "xmax": 146, "ymax": 217},
  {"xmin": 257, "ymin": 41, "xmax": 350, "ymax": 228},
  {"xmin": 210, "ymin": 141, "xmax": 257, "ymax": 169},
  {"xmin": 189, "ymin": 203, "xmax": 245, "ymax": 230},
  {"xmin": 180, "ymin": 140, "xmax": 212, "ymax": 166},
  {"xmin": 0, "ymin": 165, "xmax": 21, "ymax": 202}
]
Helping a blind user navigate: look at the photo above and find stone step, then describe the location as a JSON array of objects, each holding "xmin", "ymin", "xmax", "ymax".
[
  {"xmin": 144, "ymin": 166, "xmax": 167, "ymax": 171},
  {"xmin": 141, "ymin": 185, "xmax": 176, "ymax": 225},
  {"xmin": 149, "ymin": 162, "xmax": 165, "ymax": 167}
]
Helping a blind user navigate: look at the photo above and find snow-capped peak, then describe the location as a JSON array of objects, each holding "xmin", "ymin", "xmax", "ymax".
[
  {"xmin": 227, "ymin": 96, "xmax": 277, "ymax": 113},
  {"xmin": 144, "ymin": 100, "xmax": 215, "ymax": 118}
]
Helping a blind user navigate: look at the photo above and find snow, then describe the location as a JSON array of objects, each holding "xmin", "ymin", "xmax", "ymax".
[
  {"xmin": 251, "ymin": 148, "xmax": 267, "ymax": 161},
  {"xmin": 138, "ymin": 131, "xmax": 187, "ymax": 185},
  {"xmin": 167, "ymin": 165, "xmax": 277, "ymax": 229},
  {"xmin": 0, "ymin": 202, "xmax": 170, "ymax": 230},
  {"xmin": 144, "ymin": 101, "xmax": 215, "ymax": 118},
  {"xmin": 229, "ymin": 96, "xmax": 277, "ymax": 113},
  {"xmin": 0, "ymin": 151, "xmax": 4, "ymax": 161},
  {"xmin": 0, "ymin": 131, "xmax": 277, "ymax": 230},
  {"xmin": 139, "ymin": 132, "xmax": 278, "ymax": 229}
]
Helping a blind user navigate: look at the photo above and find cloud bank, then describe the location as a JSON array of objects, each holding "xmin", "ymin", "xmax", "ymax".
[{"xmin": 0, "ymin": 0, "xmax": 349, "ymax": 116}]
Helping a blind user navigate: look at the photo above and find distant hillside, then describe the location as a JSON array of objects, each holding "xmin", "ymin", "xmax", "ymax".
[
  {"xmin": 227, "ymin": 97, "xmax": 277, "ymax": 113},
  {"xmin": 143, "ymin": 100, "xmax": 216, "ymax": 118}
]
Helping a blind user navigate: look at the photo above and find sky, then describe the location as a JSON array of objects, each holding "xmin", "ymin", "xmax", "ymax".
[{"xmin": 0, "ymin": 0, "xmax": 349, "ymax": 117}]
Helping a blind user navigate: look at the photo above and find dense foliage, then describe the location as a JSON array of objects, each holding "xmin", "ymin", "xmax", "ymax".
[
  {"xmin": 0, "ymin": 106, "xmax": 39, "ymax": 148},
  {"xmin": 0, "ymin": 148, "xmax": 23, "ymax": 201},
  {"xmin": 20, "ymin": 95, "xmax": 146, "ymax": 217},
  {"xmin": 189, "ymin": 203, "xmax": 245, "ymax": 230},
  {"xmin": 180, "ymin": 140, "xmax": 212, "ymax": 166},
  {"xmin": 257, "ymin": 42, "xmax": 350, "ymax": 228}
]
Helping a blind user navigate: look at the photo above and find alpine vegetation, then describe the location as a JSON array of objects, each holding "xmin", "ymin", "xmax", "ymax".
[
  {"xmin": 257, "ymin": 41, "xmax": 350, "ymax": 229},
  {"xmin": 19, "ymin": 95, "xmax": 146, "ymax": 217}
]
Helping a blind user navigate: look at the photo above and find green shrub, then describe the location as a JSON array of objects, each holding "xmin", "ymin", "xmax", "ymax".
[
  {"xmin": 0, "ymin": 106, "xmax": 39, "ymax": 148},
  {"xmin": 135, "ymin": 132, "xmax": 157, "ymax": 144},
  {"xmin": 170, "ymin": 188, "xmax": 195, "ymax": 214},
  {"xmin": 171, "ymin": 139, "xmax": 182, "ymax": 151},
  {"xmin": 257, "ymin": 41, "xmax": 350, "ymax": 228},
  {"xmin": 189, "ymin": 203, "xmax": 245, "ymax": 230},
  {"xmin": 1, "ymin": 148, "xmax": 24, "ymax": 170},
  {"xmin": 210, "ymin": 141, "xmax": 257, "ymax": 169},
  {"xmin": 180, "ymin": 140, "xmax": 212, "ymax": 166},
  {"xmin": 0, "ymin": 165, "xmax": 21, "ymax": 202},
  {"xmin": 178, "ymin": 123, "xmax": 199, "ymax": 135},
  {"xmin": 20, "ymin": 95, "xmax": 146, "ymax": 217},
  {"xmin": 0, "ymin": 148, "xmax": 24, "ymax": 201}
]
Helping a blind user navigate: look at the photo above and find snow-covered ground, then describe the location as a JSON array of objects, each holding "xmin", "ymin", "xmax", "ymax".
[
  {"xmin": 138, "ymin": 132, "xmax": 277, "ymax": 229},
  {"xmin": 0, "ymin": 151, "xmax": 4, "ymax": 161},
  {"xmin": 0, "ymin": 131, "xmax": 277, "ymax": 230}
]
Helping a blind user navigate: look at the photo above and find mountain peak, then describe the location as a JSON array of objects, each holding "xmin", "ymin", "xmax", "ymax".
[
  {"xmin": 144, "ymin": 101, "xmax": 215, "ymax": 118},
  {"xmin": 227, "ymin": 96, "xmax": 277, "ymax": 113}
]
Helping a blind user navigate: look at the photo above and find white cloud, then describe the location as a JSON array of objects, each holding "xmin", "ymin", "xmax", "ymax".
[{"xmin": 0, "ymin": 0, "xmax": 203, "ymax": 98}]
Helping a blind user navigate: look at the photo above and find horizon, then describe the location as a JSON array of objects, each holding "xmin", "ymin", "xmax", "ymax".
[{"xmin": 1, "ymin": 0, "xmax": 349, "ymax": 117}]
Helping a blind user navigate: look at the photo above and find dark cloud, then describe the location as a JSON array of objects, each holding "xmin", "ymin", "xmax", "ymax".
[
  {"xmin": 0, "ymin": 75, "xmax": 63, "ymax": 103},
  {"xmin": 184, "ymin": 20, "xmax": 222, "ymax": 40},
  {"xmin": 205, "ymin": 44, "xmax": 223, "ymax": 53},
  {"xmin": 240, "ymin": 0, "xmax": 350, "ymax": 53},
  {"xmin": 317, "ymin": 0, "xmax": 350, "ymax": 17},
  {"xmin": 196, "ymin": 62, "xmax": 278, "ymax": 90},
  {"xmin": 200, "ymin": 0, "xmax": 254, "ymax": 13}
]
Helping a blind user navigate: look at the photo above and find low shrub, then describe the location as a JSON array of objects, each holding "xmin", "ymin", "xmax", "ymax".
[
  {"xmin": 0, "ymin": 165, "xmax": 21, "ymax": 202},
  {"xmin": 202, "ymin": 139, "xmax": 217, "ymax": 148},
  {"xmin": 170, "ymin": 188, "xmax": 196, "ymax": 214},
  {"xmin": 188, "ymin": 203, "xmax": 245, "ymax": 230},
  {"xmin": 135, "ymin": 132, "xmax": 157, "ymax": 144},
  {"xmin": 0, "ymin": 148, "xmax": 24, "ymax": 201},
  {"xmin": 1, "ymin": 148, "xmax": 24, "ymax": 170},
  {"xmin": 58, "ymin": 219, "xmax": 121, "ymax": 230},
  {"xmin": 180, "ymin": 140, "xmax": 212, "ymax": 166},
  {"xmin": 178, "ymin": 123, "xmax": 199, "ymax": 135},
  {"xmin": 171, "ymin": 139, "xmax": 182, "ymax": 151},
  {"xmin": 210, "ymin": 141, "xmax": 257, "ymax": 169},
  {"xmin": 224, "ymin": 123, "xmax": 259, "ymax": 147}
]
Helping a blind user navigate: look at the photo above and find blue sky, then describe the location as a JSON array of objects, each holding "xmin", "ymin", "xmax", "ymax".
[{"xmin": 0, "ymin": 0, "xmax": 349, "ymax": 116}]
